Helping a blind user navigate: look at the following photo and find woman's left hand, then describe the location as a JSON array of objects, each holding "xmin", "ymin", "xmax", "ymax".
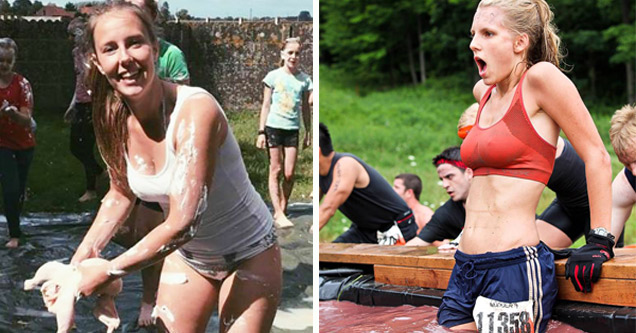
[
  {"xmin": 303, "ymin": 132, "xmax": 311, "ymax": 149},
  {"xmin": 76, "ymin": 259, "xmax": 112, "ymax": 297}
]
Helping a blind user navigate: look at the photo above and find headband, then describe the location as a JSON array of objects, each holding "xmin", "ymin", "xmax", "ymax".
[
  {"xmin": 435, "ymin": 158, "xmax": 467, "ymax": 170},
  {"xmin": 457, "ymin": 125, "xmax": 473, "ymax": 140}
]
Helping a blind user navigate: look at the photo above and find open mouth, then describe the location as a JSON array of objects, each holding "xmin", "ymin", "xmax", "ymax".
[
  {"xmin": 475, "ymin": 57, "xmax": 487, "ymax": 76},
  {"xmin": 119, "ymin": 70, "xmax": 141, "ymax": 83}
]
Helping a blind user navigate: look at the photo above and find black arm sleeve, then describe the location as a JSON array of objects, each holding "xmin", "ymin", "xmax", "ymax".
[{"xmin": 417, "ymin": 199, "xmax": 465, "ymax": 243}]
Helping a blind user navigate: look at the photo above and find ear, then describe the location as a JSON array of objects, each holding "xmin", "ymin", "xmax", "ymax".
[
  {"xmin": 280, "ymin": 50, "xmax": 285, "ymax": 59},
  {"xmin": 406, "ymin": 189, "xmax": 415, "ymax": 200},
  {"xmin": 91, "ymin": 54, "xmax": 106, "ymax": 75},
  {"xmin": 513, "ymin": 33, "xmax": 529, "ymax": 54},
  {"xmin": 465, "ymin": 168, "xmax": 474, "ymax": 180}
]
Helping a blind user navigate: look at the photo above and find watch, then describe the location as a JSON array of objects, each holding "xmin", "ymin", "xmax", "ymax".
[{"xmin": 590, "ymin": 227, "xmax": 615, "ymax": 241}]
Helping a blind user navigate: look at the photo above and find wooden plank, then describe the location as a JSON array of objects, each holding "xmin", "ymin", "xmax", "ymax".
[
  {"xmin": 320, "ymin": 244, "xmax": 636, "ymax": 279},
  {"xmin": 555, "ymin": 276, "xmax": 636, "ymax": 307},
  {"xmin": 375, "ymin": 265, "xmax": 452, "ymax": 290},
  {"xmin": 320, "ymin": 243, "xmax": 455, "ymax": 269},
  {"xmin": 374, "ymin": 265, "xmax": 636, "ymax": 307}
]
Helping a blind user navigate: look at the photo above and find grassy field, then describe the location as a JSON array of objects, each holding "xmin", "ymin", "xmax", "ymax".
[
  {"xmin": 0, "ymin": 109, "xmax": 312, "ymax": 214},
  {"xmin": 319, "ymin": 65, "xmax": 635, "ymax": 247}
]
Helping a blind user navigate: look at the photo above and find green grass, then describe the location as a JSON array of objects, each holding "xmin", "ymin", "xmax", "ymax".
[
  {"xmin": 319, "ymin": 65, "xmax": 635, "ymax": 247},
  {"xmin": 0, "ymin": 110, "xmax": 312, "ymax": 214}
]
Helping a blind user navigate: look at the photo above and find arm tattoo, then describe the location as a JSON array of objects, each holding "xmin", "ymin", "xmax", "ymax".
[{"xmin": 333, "ymin": 163, "xmax": 341, "ymax": 191}]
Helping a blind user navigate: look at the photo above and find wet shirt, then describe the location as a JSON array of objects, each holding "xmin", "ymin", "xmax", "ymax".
[
  {"xmin": 319, "ymin": 152, "xmax": 410, "ymax": 231},
  {"xmin": 0, "ymin": 73, "xmax": 35, "ymax": 150},
  {"xmin": 547, "ymin": 139, "xmax": 588, "ymax": 208},
  {"xmin": 157, "ymin": 39, "xmax": 190, "ymax": 83},
  {"xmin": 417, "ymin": 199, "xmax": 465, "ymax": 243},
  {"xmin": 624, "ymin": 167, "xmax": 636, "ymax": 192},
  {"xmin": 263, "ymin": 67, "xmax": 312, "ymax": 130},
  {"xmin": 461, "ymin": 72, "xmax": 556, "ymax": 185}
]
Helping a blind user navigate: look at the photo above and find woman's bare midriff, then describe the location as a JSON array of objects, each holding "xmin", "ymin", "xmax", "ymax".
[{"xmin": 459, "ymin": 175, "xmax": 544, "ymax": 254}]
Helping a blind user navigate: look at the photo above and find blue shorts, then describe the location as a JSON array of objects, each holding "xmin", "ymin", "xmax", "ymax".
[{"xmin": 437, "ymin": 242, "xmax": 557, "ymax": 333}]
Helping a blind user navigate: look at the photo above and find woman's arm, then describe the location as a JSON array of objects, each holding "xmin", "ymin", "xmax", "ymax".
[
  {"xmin": 77, "ymin": 94, "xmax": 225, "ymax": 296},
  {"xmin": 302, "ymin": 90, "xmax": 311, "ymax": 148},
  {"xmin": 72, "ymin": 176, "xmax": 136, "ymax": 263},
  {"xmin": 256, "ymin": 85, "xmax": 272, "ymax": 149},
  {"xmin": 528, "ymin": 62, "xmax": 612, "ymax": 232}
]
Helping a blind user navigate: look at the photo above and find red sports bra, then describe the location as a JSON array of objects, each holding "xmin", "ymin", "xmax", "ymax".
[{"xmin": 460, "ymin": 72, "xmax": 556, "ymax": 185}]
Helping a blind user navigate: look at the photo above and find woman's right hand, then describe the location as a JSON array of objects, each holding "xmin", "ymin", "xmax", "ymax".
[
  {"xmin": 256, "ymin": 134, "xmax": 266, "ymax": 149},
  {"xmin": 71, "ymin": 244, "xmax": 100, "ymax": 265}
]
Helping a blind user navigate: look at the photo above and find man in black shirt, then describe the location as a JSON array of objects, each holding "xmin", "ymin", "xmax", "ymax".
[
  {"xmin": 406, "ymin": 147, "xmax": 472, "ymax": 246},
  {"xmin": 318, "ymin": 123, "xmax": 417, "ymax": 244}
]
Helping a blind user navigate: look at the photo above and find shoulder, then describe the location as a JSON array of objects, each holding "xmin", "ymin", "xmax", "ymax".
[
  {"xmin": 177, "ymin": 87, "xmax": 224, "ymax": 128},
  {"xmin": 333, "ymin": 155, "xmax": 364, "ymax": 177},
  {"xmin": 160, "ymin": 39, "xmax": 185, "ymax": 57},
  {"xmin": 525, "ymin": 62, "xmax": 564, "ymax": 88},
  {"xmin": 472, "ymin": 80, "xmax": 489, "ymax": 102}
]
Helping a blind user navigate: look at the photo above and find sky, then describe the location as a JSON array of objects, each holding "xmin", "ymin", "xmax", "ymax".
[{"xmin": 29, "ymin": 0, "xmax": 313, "ymax": 18}]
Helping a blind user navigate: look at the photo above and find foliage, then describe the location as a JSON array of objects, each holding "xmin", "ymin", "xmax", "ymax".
[
  {"xmin": 320, "ymin": 0, "xmax": 635, "ymax": 102},
  {"xmin": 319, "ymin": 66, "xmax": 635, "ymax": 247},
  {"xmin": 175, "ymin": 9, "xmax": 193, "ymax": 21},
  {"xmin": 64, "ymin": 2, "xmax": 76, "ymax": 12}
]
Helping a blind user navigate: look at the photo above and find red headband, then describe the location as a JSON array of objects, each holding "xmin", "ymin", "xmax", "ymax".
[{"xmin": 435, "ymin": 158, "xmax": 467, "ymax": 169}]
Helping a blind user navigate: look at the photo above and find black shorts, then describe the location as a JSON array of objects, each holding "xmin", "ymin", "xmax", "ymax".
[
  {"xmin": 538, "ymin": 198, "xmax": 588, "ymax": 242},
  {"xmin": 134, "ymin": 198, "xmax": 163, "ymax": 212},
  {"xmin": 265, "ymin": 126, "xmax": 299, "ymax": 148}
]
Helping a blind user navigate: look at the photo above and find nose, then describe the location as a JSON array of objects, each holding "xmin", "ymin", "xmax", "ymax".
[
  {"xmin": 118, "ymin": 47, "xmax": 133, "ymax": 65},
  {"xmin": 442, "ymin": 179, "xmax": 450, "ymax": 189},
  {"xmin": 469, "ymin": 36, "xmax": 479, "ymax": 52}
]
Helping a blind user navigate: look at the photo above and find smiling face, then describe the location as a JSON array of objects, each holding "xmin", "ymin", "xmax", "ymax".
[
  {"xmin": 91, "ymin": 9, "xmax": 158, "ymax": 99},
  {"xmin": 281, "ymin": 42, "xmax": 301, "ymax": 72},
  {"xmin": 469, "ymin": 6, "xmax": 523, "ymax": 85},
  {"xmin": 436, "ymin": 164, "xmax": 472, "ymax": 202}
]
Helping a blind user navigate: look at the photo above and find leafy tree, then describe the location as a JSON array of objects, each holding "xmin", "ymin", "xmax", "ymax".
[
  {"xmin": 11, "ymin": 0, "xmax": 32, "ymax": 16},
  {"xmin": 175, "ymin": 9, "xmax": 192, "ymax": 20},
  {"xmin": 31, "ymin": 0, "xmax": 42, "ymax": 14},
  {"xmin": 64, "ymin": 2, "xmax": 77, "ymax": 12},
  {"xmin": 0, "ymin": 0, "xmax": 12, "ymax": 14},
  {"xmin": 160, "ymin": 1, "xmax": 173, "ymax": 21},
  {"xmin": 298, "ymin": 10, "xmax": 311, "ymax": 21}
]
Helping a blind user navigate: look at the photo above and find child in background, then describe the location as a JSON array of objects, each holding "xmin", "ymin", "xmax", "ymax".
[{"xmin": 257, "ymin": 37, "xmax": 312, "ymax": 228}]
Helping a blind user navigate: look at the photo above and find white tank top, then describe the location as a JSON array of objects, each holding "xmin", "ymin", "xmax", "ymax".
[{"xmin": 125, "ymin": 86, "xmax": 273, "ymax": 258}]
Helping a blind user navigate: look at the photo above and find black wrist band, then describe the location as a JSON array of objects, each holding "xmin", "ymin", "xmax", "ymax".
[{"xmin": 258, "ymin": 130, "xmax": 265, "ymax": 135}]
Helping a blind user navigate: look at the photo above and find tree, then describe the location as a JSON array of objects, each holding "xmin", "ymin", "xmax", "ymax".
[
  {"xmin": 175, "ymin": 9, "xmax": 192, "ymax": 20},
  {"xmin": 298, "ymin": 10, "xmax": 311, "ymax": 21},
  {"xmin": 11, "ymin": 0, "xmax": 32, "ymax": 16},
  {"xmin": 64, "ymin": 2, "xmax": 77, "ymax": 12},
  {"xmin": 31, "ymin": 0, "xmax": 42, "ymax": 14},
  {"xmin": 160, "ymin": 1, "xmax": 173, "ymax": 21},
  {"xmin": 0, "ymin": 0, "xmax": 11, "ymax": 14}
]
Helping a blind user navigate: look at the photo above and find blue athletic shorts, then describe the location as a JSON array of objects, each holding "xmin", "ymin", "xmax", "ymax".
[{"xmin": 437, "ymin": 242, "xmax": 557, "ymax": 333}]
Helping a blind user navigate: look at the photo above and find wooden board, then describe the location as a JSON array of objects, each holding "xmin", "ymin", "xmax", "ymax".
[{"xmin": 320, "ymin": 243, "xmax": 636, "ymax": 307}]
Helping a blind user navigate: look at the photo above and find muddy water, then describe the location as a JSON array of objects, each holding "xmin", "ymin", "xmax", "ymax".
[
  {"xmin": 319, "ymin": 301, "xmax": 585, "ymax": 333},
  {"xmin": 0, "ymin": 202, "xmax": 312, "ymax": 332}
]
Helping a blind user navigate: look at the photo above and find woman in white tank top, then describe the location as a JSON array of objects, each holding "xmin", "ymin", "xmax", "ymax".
[{"xmin": 66, "ymin": 2, "xmax": 281, "ymax": 331}]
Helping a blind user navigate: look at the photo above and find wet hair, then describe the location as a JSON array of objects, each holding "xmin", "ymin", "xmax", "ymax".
[
  {"xmin": 395, "ymin": 173, "xmax": 423, "ymax": 201},
  {"xmin": 86, "ymin": 0, "xmax": 158, "ymax": 193},
  {"xmin": 478, "ymin": 0, "xmax": 564, "ymax": 70},
  {"xmin": 432, "ymin": 146, "xmax": 465, "ymax": 171},
  {"xmin": 609, "ymin": 104, "xmax": 636, "ymax": 158},
  {"xmin": 457, "ymin": 103, "xmax": 479, "ymax": 130},
  {"xmin": 319, "ymin": 123, "xmax": 333, "ymax": 156},
  {"xmin": 279, "ymin": 37, "xmax": 301, "ymax": 67},
  {"xmin": 125, "ymin": 0, "xmax": 159, "ymax": 21},
  {"xmin": 0, "ymin": 37, "xmax": 17, "ymax": 62}
]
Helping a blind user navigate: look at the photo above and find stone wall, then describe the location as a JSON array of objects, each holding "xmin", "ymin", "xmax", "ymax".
[{"xmin": 0, "ymin": 19, "xmax": 313, "ymax": 113}]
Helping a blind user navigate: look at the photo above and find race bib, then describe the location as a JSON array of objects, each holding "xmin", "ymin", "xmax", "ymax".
[
  {"xmin": 377, "ymin": 223, "xmax": 405, "ymax": 245},
  {"xmin": 473, "ymin": 296, "xmax": 534, "ymax": 333}
]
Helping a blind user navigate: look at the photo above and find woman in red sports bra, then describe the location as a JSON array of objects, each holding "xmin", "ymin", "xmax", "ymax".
[{"xmin": 437, "ymin": 1, "xmax": 614, "ymax": 332}]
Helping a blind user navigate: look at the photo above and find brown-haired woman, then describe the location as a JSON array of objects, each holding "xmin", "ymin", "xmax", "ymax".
[{"xmin": 68, "ymin": 2, "xmax": 281, "ymax": 331}]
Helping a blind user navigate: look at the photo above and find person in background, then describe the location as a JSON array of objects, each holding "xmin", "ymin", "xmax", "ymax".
[
  {"xmin": 257, "ymin": 37, "xmax": 312, "ymax": 229},
  {"xmin": 405, "ymin": 147, "xmax": 472, "ymax": 247},
  {"xmin": 69, "ymin": 2, "xmax": 281, "ymax": 331},
  {"xmin": 0, "ymin": 37, "xmax": 35, "ymax": 249},
  {"xmin": 608, "ymin": 104, "xmax": 636, "ymax": 245},
  {"xmin": 319, "ymin": 123, "xmax": 417, "ymax": 244},
  {"xmin": 65, "ymin": 17, "xmax": 105, "ymax": 203},
  {"xmin": 393, "ymin": 173, "xmax": 434, "ymax": 234}
]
